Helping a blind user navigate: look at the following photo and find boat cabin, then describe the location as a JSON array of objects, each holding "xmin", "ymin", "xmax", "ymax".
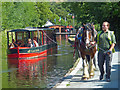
[
  {"xmin": 7, "ymin": 28, "xmax": 56, "ymax": 48},
  {"xmin": 7, "ymin": 27, "xmax": 57, "ymax": 58}
]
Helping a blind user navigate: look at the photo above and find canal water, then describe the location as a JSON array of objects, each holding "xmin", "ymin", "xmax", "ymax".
[{"xmin": 2, "ymin": 35, "xmax": 77, "ymax": 88}]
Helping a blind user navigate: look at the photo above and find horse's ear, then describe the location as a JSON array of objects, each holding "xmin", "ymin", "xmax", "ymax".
[
  {"xmin": 82, "ymin": 23, "xmax": 84, "ymax": 26},
  {"xmin": 82, "ymin": 23, "xmax": 85, "ymax": 28}
]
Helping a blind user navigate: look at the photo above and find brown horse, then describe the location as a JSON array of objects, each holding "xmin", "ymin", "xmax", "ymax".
[{"xmin": 75, "ymin": 23, "xmax": 97, "ymax": 80}]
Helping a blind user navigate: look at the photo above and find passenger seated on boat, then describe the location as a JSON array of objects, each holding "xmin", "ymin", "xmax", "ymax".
[
  {"xmin": 9, "ymin": 43, "xmax": 15, "ymax": 48},
  {"xmin": 33, "ymin": 40, "xmax": 39, "ymax": 47},
  {"xmin": 27, "ymin": 39, "xmax": 33, "ymax": 47},
  {"xmin": 33, "ymin": 37, "xmax": 38, "ymax": 42},
  {"xmin": 9, "ymin": 39, "xmax": 18, "ymax": 48},
  {"xmin": 17, "ymin": 40, "xmax": 25, "ymax": 47}
]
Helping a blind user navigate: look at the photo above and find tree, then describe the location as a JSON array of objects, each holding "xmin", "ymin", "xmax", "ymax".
[{"xmin": 2, "ymin": 2, "xmax": 40, "ymax": 30}]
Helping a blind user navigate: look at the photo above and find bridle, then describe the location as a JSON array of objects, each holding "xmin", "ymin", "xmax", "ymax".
[{"xmin": 82, "ymin": 25, "xmax": 96, "ymax": 49}]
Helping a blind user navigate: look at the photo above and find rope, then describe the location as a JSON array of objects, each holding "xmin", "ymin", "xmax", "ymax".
[
  {"xmin": 88, "ymin": 43, "xmax": 96, "ymax": 49},
  {"xmin": 43, "ymin": 31, "xmax": 72, "ymax": 47},
  {"xmin": 43, "ymin": 31, "xmax": 58, "ymax": 44},
  {"xmin": 43, "ymin": 31, "xmax": 75, "ymax": 47}
]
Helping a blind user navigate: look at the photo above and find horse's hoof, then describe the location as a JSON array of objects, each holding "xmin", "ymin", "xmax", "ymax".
[
  {"xmin": 82, "ymin": 77, "xmax": 89, "ymax": 80},
  {"xmin": 89, "ymin": 75, "xmax": 94, "ymax": 78}
]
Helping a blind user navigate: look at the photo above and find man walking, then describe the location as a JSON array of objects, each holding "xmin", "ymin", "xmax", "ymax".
[{"xmin": 97, "ymin": 21, "xmax": 116, "ymax": 82}]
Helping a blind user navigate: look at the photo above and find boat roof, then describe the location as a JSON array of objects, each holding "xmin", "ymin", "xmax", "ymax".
[{"xmin": 8, "ymin": 27, "xmax": 55, "ymax": 32}]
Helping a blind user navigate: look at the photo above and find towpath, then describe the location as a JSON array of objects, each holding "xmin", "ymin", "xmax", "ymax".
[{"xmin": 53, "ymin": 51, "xmax": 119, "ymax": 89}]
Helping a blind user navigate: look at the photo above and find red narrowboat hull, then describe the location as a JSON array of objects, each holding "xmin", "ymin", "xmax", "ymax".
[
  {"xmin": 8, "ymin": 50, "xmax": 47, "ymax": 58},
  {"xmin": 7, "ymin": 44, "xmax": 57, "ymax": 59}
]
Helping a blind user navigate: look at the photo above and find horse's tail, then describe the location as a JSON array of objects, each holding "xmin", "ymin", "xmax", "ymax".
[{"xmin": 73, "ymin": 36, "xmax": 77, "ymax": 57}]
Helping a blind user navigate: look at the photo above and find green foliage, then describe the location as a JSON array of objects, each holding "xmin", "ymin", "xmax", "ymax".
[
  {"xmin": 35, "ymin": 2, "xmax": 51, "ymax": 26},
  {"xmin": 2, "ymin": 2, "xmax": 39, "ymax": 30},
  {"xmin": 2, "ymin": 2, "xmax": 120, "ymax": 41},
  {"xmin": 2, "ymin": 2, "xmax": 74, "ymax": 30},
  {"xmin": 62, "ymin": 2, "xmax": 119, "ymax": 28},
  {"xmin": 2, "ymin": 2, "xmax": 15, "ymax": 30},
  {"xmin": 49, "ymin": 2, "xmax": 70, "ymax": 25}
]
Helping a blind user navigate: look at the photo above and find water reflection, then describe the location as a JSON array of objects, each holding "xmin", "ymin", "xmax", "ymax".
[
  {"xmin": 7, "ymin": 47, "xmax": 57, "ymax": 88},
  {"xmin": 8, "ymin": 58, "xmax": 47, "ymax": 88},
  {"xmin": 3, "ymin": 35, "xmax": 75, "ymax": 88}
]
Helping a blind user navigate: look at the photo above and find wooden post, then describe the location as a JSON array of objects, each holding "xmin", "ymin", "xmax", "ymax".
[
  {"xmin": 59, "ymin": 27, "xmax": 61, "ymax": 45},
  {"xmin": 22, "ymin": 32, "xmax": 24, "ymax": 42},
  {"xmin": 40, "ymin": 31, "xmax": 42, "ymax": 45},
  {"xmin": 42, "ymin": 31, "xmax": 44, "ymax": 45},
  {"xmin": 65, "ymin": 29, "xmax": 68, "ymax": 41},
  {"xmin": 37, "ymin": 30, "xmax": 40, "ymax": 45},
  {"xmin": 15, "ymin": 32, "xmax": 17, "ymax": 41},
  {"xmin": 11, "ymin": 32, "xmax": 13, "ymax": 40},
  {"xmin": 31, "ymin": 31, "xmax": 34, "ymax": 41},
  {"xmin": 7, "ymin": 32, "xmax": 9, "ymax": 48},
  {"xmin": 59, "ymin": 26, "xmax": 61, "ymax": 34},
  {"xmin": 28, "ymin": 32, "xmax": 30, "ymax": 38}
]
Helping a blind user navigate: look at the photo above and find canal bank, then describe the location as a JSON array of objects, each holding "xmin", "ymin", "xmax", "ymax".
[{"xmin": 53, "ymin": 51, "xmax": 119, "ymax": 89}]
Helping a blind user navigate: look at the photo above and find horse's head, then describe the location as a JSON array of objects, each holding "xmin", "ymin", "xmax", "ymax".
[{"xmin": 82, "ymin": 23, "xmax": 95, "ymax": 49}]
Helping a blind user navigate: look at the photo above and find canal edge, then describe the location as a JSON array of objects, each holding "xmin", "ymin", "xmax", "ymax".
[{"xmin": 53, "ymin": 57, "xmax": 83, "ymax": 88}]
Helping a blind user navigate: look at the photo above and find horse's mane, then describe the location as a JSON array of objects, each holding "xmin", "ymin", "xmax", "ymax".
[
  {"xmin": 81, "ymin": 23, "xmax": 95, "ymax": 42},
  {"xmin": 85, "ymin": 23, "xmax": 94, "ymax": 31},
  {"xmin": 85, "ymin": 23, "xmax": 95, "ymax": 38}
]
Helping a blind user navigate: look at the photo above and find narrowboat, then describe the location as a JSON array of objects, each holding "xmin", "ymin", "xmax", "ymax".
[
  {"xmin": 7, "ymin": 45, "xmax": 57, "ymax": 82},
  {"xmin": 7, "ymin": 27, "xmax": 57, "ymax": 59}
]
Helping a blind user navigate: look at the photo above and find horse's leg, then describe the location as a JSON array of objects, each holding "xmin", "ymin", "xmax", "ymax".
[
  {"xmin": 89, "ymin": 57, "xmax": 94, "ymax": 78},
  {"xmin": 78, "ymin": 49, "xmax": 81, "ymax": 58},
  {"xmin": 93, "ymin": 57, "xmax": 96, "ymax": 70},
  {"xmin": 77, "ymin": 40, "xmax": 81, "ymax": 58},
  {"xmin": 82, "ymin": 56, "xmax": 89, "ymax": 80},
  {"xmin": 93, "ymin": 51, "xmax": 98, "ymax": 70}
]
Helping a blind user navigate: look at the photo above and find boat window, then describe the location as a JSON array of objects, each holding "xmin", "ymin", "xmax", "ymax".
[
  {"xmin": 39, "ymin": 31, "xmax": 42, "ymax": 45},
  {"xmin": 43, "ymin": 31, "xmax": 47, "ymax": 45},
  {"xmin": 7, "ymin": 32, "xmax": 18, "ymax": 48},
  {"xmin": 17, "ymin": 32, "xmax": 22, "ymax": 40},
  {"xmin": 33, "ymin": 31, "xmax": 38, "ymax": 42},
  {"xmin": 24, "ymin": 32, "xmax": 29, "ymax": 45},
  {"xmin": 8, "ymin": 32, "xmax": 16, "ymax": 45}
]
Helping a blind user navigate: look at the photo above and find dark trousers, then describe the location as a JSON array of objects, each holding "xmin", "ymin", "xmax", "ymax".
[{"xmin": 98, "ymin": 51, "xmax": 112, "ymax": 79}]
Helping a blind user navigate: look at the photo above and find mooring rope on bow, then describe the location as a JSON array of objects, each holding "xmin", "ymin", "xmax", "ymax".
[
  {"xmin": 43, "ymin": 31, "xmax": 72, "ymax": 47},
  {"xmin": 43, "ymin": 31, "xmax": 58, "ymax": 44}
]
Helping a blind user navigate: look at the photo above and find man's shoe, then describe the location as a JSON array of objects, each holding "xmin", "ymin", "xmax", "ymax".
[
  {"xmin": 106, "ymin": 78, "xmax": 111, "ymax": 82},
  {"xmin": 99, "ymin": 75, "xmax": 103, "ymax": 80}
]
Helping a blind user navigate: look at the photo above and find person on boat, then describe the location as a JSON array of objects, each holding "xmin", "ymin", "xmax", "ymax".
[
  {"xmin": 27, "ymin": 39, "xmax": 33, "ymax": 47},
  {"xmin": 9, "ymin": 39, "xmax": 18, "ymax": 48},
  {"xmin": 33, "ymin": 37, "xmax": 38, "ymax": 42},
  {"xmin": 9, "ymin": 43, "xmax": 15, "ymax": 48},
  {"xmin": 17, "ymin": 40, "xmax": 25, "ymax": 47},
  {"xmin": 33, "ymin": 40, "xmax": 39, "ymax": 47}
]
